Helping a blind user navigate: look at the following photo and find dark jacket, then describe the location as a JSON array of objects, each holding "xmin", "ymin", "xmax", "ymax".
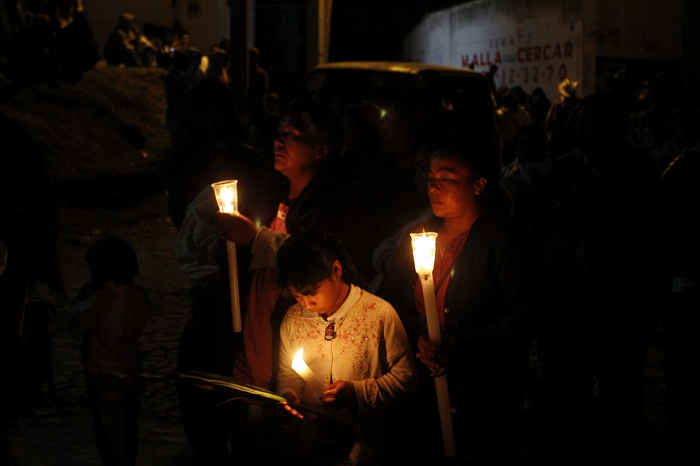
[{"xmin": 377, "ymin": 213, "xmax": 536, "ymax": 392}]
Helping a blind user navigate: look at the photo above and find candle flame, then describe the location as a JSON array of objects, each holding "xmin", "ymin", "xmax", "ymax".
[
  {"xmin": 220, "ymin": 188, "xmax": 235, "ymax": 212},
  {"xmin": 211, "ymin": 180, "xmax": 238, "ymax": 213},
  {"xmin": 292, "ymin": 348, "xmax": 309, "ymax": 374},
  {"xmin": 411, "ymin": 231, "xmax": 438, "ymax": 275}
]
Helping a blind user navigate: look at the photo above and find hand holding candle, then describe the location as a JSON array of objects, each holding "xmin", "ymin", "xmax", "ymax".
[
  {"xmin": 410, "ymin": 231, "xmax": 456, "ymax": 458},
  {"xmin": 211, "ymin": 180, "xmax": 242, "ymax": 333},
  {"xmin": 215, "ymin": 211, "xmax": 258, "ymax": 245}
]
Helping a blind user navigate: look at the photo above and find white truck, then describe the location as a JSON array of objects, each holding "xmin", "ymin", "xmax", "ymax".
[{"xmin": 401, "ymin": 0, "xmax": 683, "ymax": 102}]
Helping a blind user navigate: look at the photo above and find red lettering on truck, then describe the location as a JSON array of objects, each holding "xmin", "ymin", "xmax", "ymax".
[
  {"xmin": 461, "ymin": 51, "xmax": 502, "ymax": 67},
  {"xmin": 517, "ymin": 41, "xmax": 573, "ymax": 62}
]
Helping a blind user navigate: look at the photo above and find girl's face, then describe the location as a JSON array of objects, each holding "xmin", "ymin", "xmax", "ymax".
[
  {"xmin": 427, "ymin": 152, "xmax": 485, "ymax": 220},
  {"xmin": 273, "ymin": 117, "xmax": 324, "ymax": 178},
  {"xmin": 290, "ymin": 261, "xmax": 346, "ymax": 317}
]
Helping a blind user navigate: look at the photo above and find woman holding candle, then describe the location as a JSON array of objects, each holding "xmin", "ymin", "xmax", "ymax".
[
  {"xmin": 275, "ymin": 232, "xmax": 418, "ymax": 465},
  {"xmin": 216, "ymin": 98, "xmax": 370, "ymax": 386},
  {"xmin": 215, "ymin": 99, "xmax": 371, "ymax": 460},
  {"xmin": 376, "ymin": 139, "xmax": 537, "ymax": 464}
]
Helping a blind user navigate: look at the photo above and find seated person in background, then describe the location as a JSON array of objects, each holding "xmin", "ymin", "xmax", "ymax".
[{"xmin": 103, "ymin": 12, "xmax": 155, "ymax": 67}]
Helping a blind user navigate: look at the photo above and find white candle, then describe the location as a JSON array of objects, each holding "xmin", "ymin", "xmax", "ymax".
[
  {"xmin": 411, "ymin": 231, "xmax": 438, "ymax": 276},
  {"xmin": 211, "ymin": 180, "xmax": 242, "ymax": 333},
  {"xmin": 410, "ymin": 232, "xmax": 456, "ymax": 458},
  {"xmin": 291, "ymin": 348, "xmax": 326, "ymax": 397}
]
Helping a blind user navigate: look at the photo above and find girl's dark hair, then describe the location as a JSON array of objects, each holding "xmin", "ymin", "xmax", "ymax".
[
  {"xmin": 277, "ymin": 232, "xmax": 361, "ymax": 299},
  {"xmin": 431, "ymin": 137, "xmax": 503, "ymax": 214},
  {"xmin": 431, "ymin": 136, "xmax": 500, "ymax": 184},
  {"xmin": 85, "ymin": 236, "xmax": 139, "ymax": 286}
]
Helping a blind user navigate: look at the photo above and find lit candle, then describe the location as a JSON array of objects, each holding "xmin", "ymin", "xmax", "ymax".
[
  {"xmin": 211, "ymin": 180, "xmax": 242, "ymax": 333},
  {"xmin": 410, "ymin": 232, "xmax": 456, "ymax": 458},
  {"xmin": 291, "ymin": 348, "xmax": 326, "ymax": 397}
]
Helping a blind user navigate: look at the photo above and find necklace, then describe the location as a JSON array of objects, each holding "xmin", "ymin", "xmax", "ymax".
[{"xmin": 324, "ymin": 320, "xmax": 336, "ymax": 340}]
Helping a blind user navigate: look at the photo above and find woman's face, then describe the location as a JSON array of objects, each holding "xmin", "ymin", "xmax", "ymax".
[
  {"xmin": 427, "ymin": 152, "xmax": 484, "ymax": 220},
  {"xmin": 289, "ymin": 261, "xmax": 345, "ymax": 317},
  {"xmin": 273, "ymin": 117, "xmax": 322, "ymax": 178}
]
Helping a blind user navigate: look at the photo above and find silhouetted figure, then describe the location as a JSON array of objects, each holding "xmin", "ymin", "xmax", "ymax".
[
  {"xmin": 103, "ymin": 12, "xmax": 155, "ymax": 67},
  {"xmin": 652, "ymin": 144, "xmax": 700, "ymax": 464},
  {"xmin": 496, "ymin": 92, "xmax": 533, "ymax": 166},
  {"xmin": 189, "ymin": 47, "xmax": 237, "ymax": 146},
  {"xmin": 500, "ymin": 123, "xmax": 551, "ymax": 239},
  {"xmin": 368, "ymin": 142, "xmax": 434, "ymax": 293},
  {"xmin": 0, "ymin": 201, "xmax": 35, "ymax": 466},
  {"xmin": 546, "ymin": 77, "xmax": 583, "ymax": 159},
  {"xmin": 173, "ymin": 128, "xmax": 268, "ymax": 466},
  {"xmin": 51, "ymin": 0, "xmax": 99, "ymax": 82},
  {"xmin": 164, "ymin": 51, "xmax": 194, "ymax": 150},
  {"xmin": 66, "ymin": 236, "xmax": 151, "ymax": 466},
  {"xmin": 247, "ymin": 46, "xmax": 269, "ymax": 120},
  {"xmin": 365, "ymin": 91, "xmax": 444, "ymax": 251},
  {"xmin": 484, "ymin": 64, "xmax": 499, "ymax": 102},
  {"xmin": 533, "ymin": 92, "xmax": 659, "ymax": 462},
  {"xmin": 167, "ymin": 47, "xmax": 244, "ymax": 230},
  {"xmin": 529, "ymin": 87, "xmax": 551, "ymax": 126},
  {"xmin": 8, "ymin": 3, "xmax": 60, "ymax": 83},
  {"xmin": 629, "ymin": 70, "xmax": 700, "ymax": 174},
  {"xmin": 0, "ymin": 113, "xmax": 63, "ymax": 295},
  {"xmin": 0, "ymin": 115, "xmax": 63, "ymax": 454}
]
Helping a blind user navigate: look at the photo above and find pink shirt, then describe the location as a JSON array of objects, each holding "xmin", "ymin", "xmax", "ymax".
[
  {"xmin": 70, "ymin": 282, "xmax": 151, "ymax": 375},
  {"xmin": 233, "ymin": 202, "xmax": 288, "ymax": 388}
]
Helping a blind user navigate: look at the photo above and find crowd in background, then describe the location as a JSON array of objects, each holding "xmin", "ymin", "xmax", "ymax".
[{"xmin": 0, "ymin": 0, "xmax": 202, "ymax": 94}]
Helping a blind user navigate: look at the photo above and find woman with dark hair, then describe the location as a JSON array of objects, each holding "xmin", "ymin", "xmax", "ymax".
[
  {"xmin": 377, "ymin": 139, "xmax": 537, "ymax": 463},
  {"xmin": 216, "ymin": 99, "xmax": 371, "ymax": 461},
  {"xmin": 275, "ymin": 232, "xmax": 417, "ymax": 465},
  {"xmin": 218, "ymin": 99, "xmax": 370, "ymax": 389}
]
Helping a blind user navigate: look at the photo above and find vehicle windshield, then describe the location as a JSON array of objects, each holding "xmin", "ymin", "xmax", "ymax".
[{"xmin": 304, "ymin": 68, "xmax": 495, "ymax": 115}]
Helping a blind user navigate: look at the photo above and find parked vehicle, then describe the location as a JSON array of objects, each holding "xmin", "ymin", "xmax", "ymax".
[{"xmin": 302, "ymin": 61, "xmax": 497, "ymax": 137}]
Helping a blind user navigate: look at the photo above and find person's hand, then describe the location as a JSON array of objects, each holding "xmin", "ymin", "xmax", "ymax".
[
  {"xmin": 416, "ymin": 334, "xmax": 446, "ymax": 377},
  {"xmin": 279, "ymin": 392, "xmax": 304, "ymax": 419},
  {"xmin": 320, "ymin": 380, "xmax": 356, "ymax": 408},
  {"xmin": 216, "ymin": 211, "xmax": 259, "ymax": 245},
  {"xmin": 75, "ymin": 283, "xmax": 96, "ymax": 302}
]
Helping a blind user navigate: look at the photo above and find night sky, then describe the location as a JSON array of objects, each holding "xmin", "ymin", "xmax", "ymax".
[{"xmin": 330, "ymin": 0, "xmax": 467, "ymax": 61}]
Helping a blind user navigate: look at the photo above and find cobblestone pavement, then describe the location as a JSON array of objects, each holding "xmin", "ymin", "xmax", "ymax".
[{"xmin": 18, "ymin": 189, "xmax": 671, "ymax": 465}]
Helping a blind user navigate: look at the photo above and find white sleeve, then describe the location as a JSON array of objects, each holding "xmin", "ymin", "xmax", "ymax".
[
  {"xmin": 250, "ymin": 226, "xmax": 290, "ymax": 269},
  {"xmin": 174, "ymin": 188, "xmax": 222, "ymax": 280},
  {"xmin": 354, "ymin": 302, "xmax": 419, "ymax": 412}
]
